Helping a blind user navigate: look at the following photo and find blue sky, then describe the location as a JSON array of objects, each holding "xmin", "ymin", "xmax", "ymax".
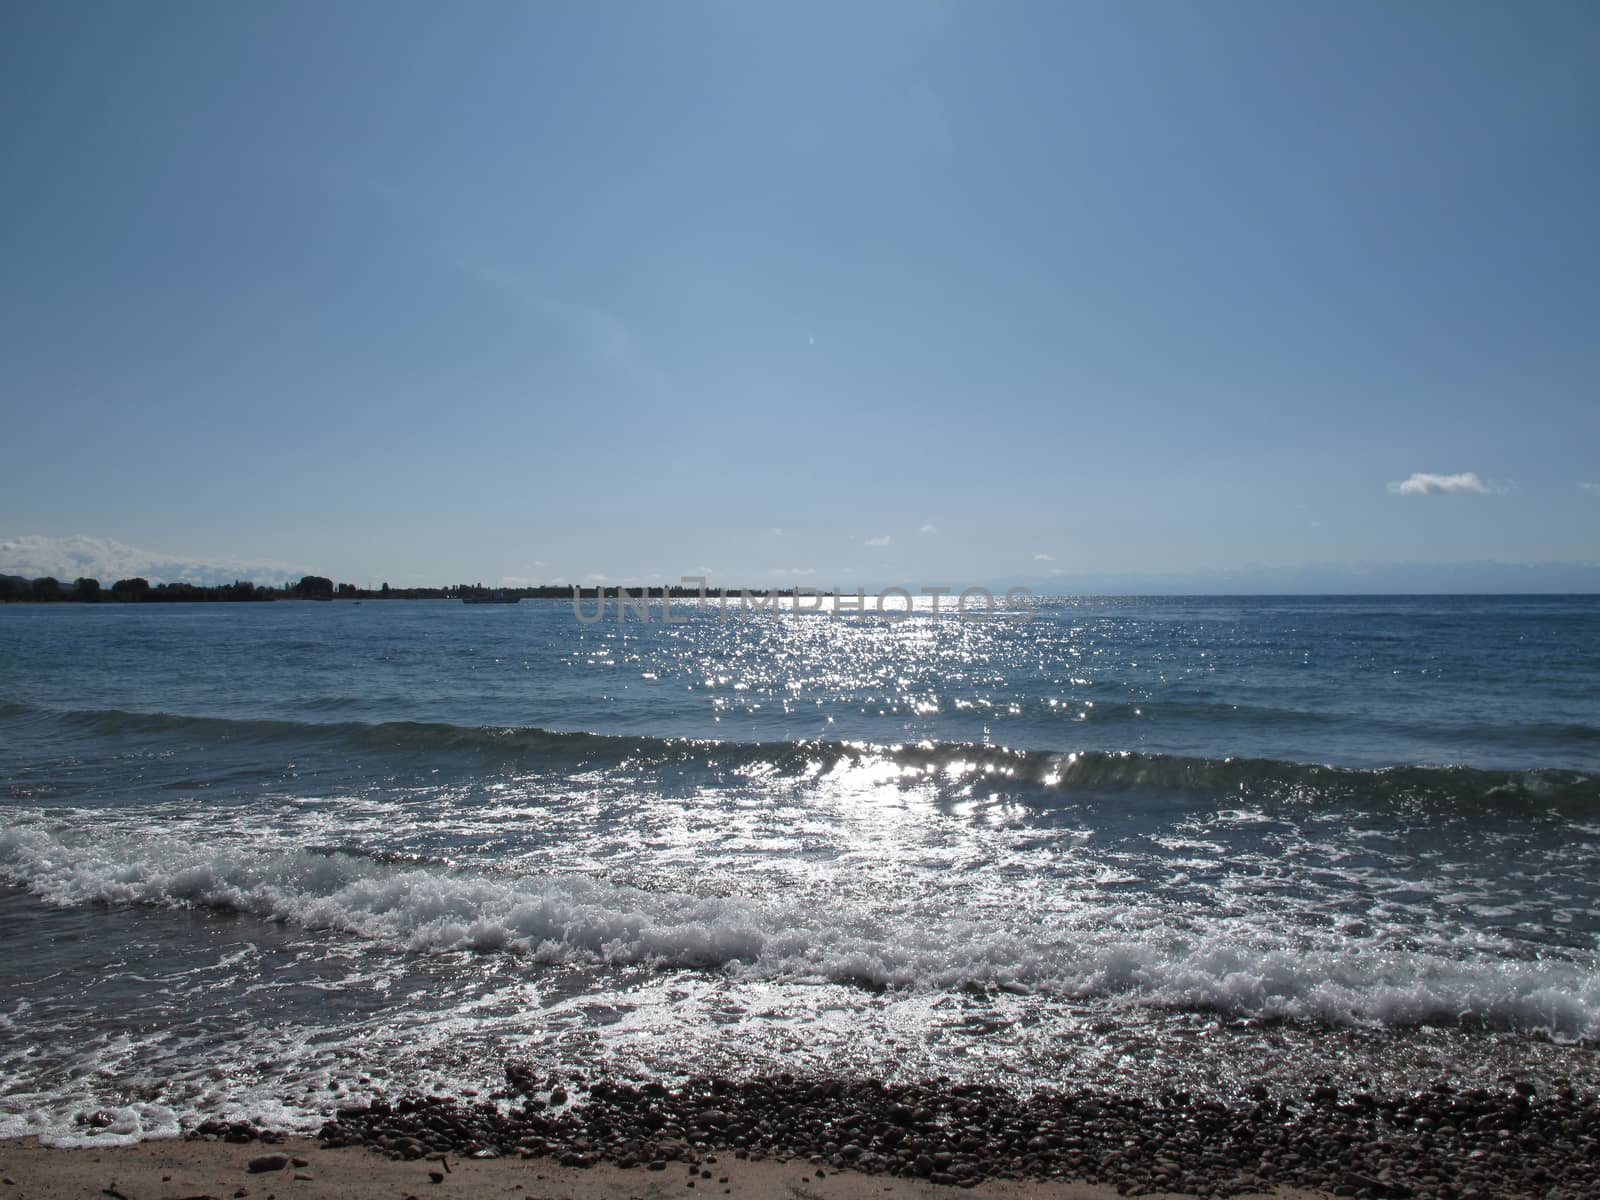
[{"xmin": 2, "ymin": 1, "xmax": 1597, "ymax": 590}]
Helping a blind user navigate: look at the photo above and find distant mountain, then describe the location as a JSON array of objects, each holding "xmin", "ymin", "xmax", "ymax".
[{"xmin": 0, "ymin": 535, "xmax": 309, "ymax": 587}]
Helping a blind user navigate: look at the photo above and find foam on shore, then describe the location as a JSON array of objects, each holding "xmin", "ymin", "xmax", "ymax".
[{"xmin": 4, "ymin": 819, "xmax": 1597, "ymax": 1038}]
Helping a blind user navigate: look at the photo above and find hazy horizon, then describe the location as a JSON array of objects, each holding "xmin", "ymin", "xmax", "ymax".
[{"xmin": 2, "ymin": 531, "xmax": 1598, "ymax": 595}]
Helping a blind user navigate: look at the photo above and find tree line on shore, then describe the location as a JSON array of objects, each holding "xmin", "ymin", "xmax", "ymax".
[
  {"xmin": 1, "ymin": 574, "xmax": 281, "ymax": 602},
  {"xmin": 1, "ymin": 574, "xmax": 806, "ymax": 603}
]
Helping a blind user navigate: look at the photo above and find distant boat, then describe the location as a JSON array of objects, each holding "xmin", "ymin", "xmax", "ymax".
[{"xmin": 463, "ymin": 591, "xmax": 521, "ymax": 604}]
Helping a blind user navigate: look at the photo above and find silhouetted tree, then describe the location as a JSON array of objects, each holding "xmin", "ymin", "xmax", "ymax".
[
  {"xmin": 111, "ymin": 577, "xmax": 151, "ymax": 601},
  {"xmin": 293, "ymin": 575, "xmax": 334, "ymax": 599},
  {"xmin": 75, "ymin": 577, "xmax": 102, "ymax": 601},
  {"xmin": 30, "ymin": 576, "xmax": 63, "ymax": 601}
]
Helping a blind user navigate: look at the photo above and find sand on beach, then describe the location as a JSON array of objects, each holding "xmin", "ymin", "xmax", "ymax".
[{"xmin": 0, "ymin": 1137, "xmax": 1325, "ymax": 1200}]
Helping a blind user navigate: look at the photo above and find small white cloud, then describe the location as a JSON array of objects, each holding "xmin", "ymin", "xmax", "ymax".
[
  {"xmin": 769, "ymin": 527, "xmax": 784, "ymax": 537},
  {"xmin": 583, "ymin": 572, "xmax": 610, "ymax": 583},
  {"xmin": 502, "ymin": 562, "xmax": 549, "ymax": 584},
  {"xmin": 1033, "ymin": 553, "xmax": 1055, "ymax": 562},
  {"xmin": 865, "ymin": 535, "xmax": 892, "ymax": 547},
  {"xmin": 919, "ymin": 523, "xmax": 938, "ymax": 535},
  {"xmin": 1580, "ymin": 482, "xmax": 1600, "ymax": 493},
  {"xmin": 769, "ymin": 567, "xmax": 817, "ymax": 577},
  {"xmin": 1387, "ymin": 471, "xmax": 1501, "ymax": 496}
]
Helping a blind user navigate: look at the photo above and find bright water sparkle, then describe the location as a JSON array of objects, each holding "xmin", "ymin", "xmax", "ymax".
[{"xmin": 1, "ymin": 596, "xmax": 1598, "ymax": 1144}]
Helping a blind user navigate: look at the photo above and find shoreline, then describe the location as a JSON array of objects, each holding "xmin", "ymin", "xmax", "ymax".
[
  {"xmin": 8, "ymin": 1070, "xmax": 1594, "ymax": 1200},
  {"xmin": 0, "ymin": 1135, "xmax": 1323, "ymax": 1200}
]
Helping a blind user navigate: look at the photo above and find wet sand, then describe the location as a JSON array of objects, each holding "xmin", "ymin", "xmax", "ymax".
[{"xmin": 0, "ymin": 1135, "xmax": 1321, "ymax": 1200}]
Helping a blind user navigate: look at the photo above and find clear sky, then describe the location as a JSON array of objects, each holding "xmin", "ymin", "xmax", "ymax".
[{"xmin": 2, "ymin": 1, "xmax": 1597, "ymax": 590}]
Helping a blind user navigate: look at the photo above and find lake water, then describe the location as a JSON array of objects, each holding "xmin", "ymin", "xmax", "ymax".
[{"xmin": 2, "ymin": 595, "xmax": 1598, "ymax": 1144}]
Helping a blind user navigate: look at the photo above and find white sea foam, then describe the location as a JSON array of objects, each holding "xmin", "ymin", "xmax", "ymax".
[
  {"xmin": 3, "ymin": 820, "xmax": 1598, "ymax": 1039},
  {"xmin": 3, "ymin": 1105, "xmax": 183, "ymax": 1149}
]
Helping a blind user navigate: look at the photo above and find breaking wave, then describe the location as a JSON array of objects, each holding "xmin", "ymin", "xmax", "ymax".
[{"xmin": 2, "ymin": 820, "xmax": 1596, "ymax": 1040}]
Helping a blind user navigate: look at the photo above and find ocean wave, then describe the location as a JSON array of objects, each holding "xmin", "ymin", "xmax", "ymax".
[
  {"xmin": 2, "ymin": 821, "xmax": 1596, "ymax": 1039},
  {"xmin": 9, "ymin": 704, "xmax": 1598, "ymax": 812}
]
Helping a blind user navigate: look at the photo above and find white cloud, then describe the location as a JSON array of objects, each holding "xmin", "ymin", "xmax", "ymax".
[
  {"xmin": 0, "ymin": 534, "xmax": 309, "ymax": 586},
  {"xmin": 1580, "ymin": 482, "xmax": 1600, "ymax": 493},
  {"xmin": 769, "ymin": 567, "xmax": 817, "ymax": 576},
  {"xmin": 919, "ymin": 523, "xmax": 938, "ymax": 535},
  {"xmin": 1034, "ymin": 553, "xmax": 1055, "ymax": 562},
  {"xmin": 865, "ymin": 535, "xmax": 892, "ymax": 547},
  {"xmin": 501, "ymin": 562, "xmax": 550, "ymax": 584},
  {"xmin": 769, "ymin": 527, "xmax": 784, "ymax": 537},
  {"xmin": 1387, "ymin": 472, "xmax": 1504, "ymax": 496}
]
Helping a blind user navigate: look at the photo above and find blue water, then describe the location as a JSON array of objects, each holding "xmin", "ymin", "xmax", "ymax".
[
  {"xmin": 5, "ymin": 595, "xmax": 1599, "ymax": 767},
  {"xmin": 2, "ymin": 595, "xmax": 1598, "ymax": 1144}
]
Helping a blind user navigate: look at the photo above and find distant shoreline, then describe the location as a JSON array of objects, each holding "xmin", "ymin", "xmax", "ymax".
[
  {"xmin": 5, "ymin": 590, "xmax": 1600, "ymax": 604},
  {"xmin": 0, "ymin": 575, "xmax": 859, "ymax": 604}
]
